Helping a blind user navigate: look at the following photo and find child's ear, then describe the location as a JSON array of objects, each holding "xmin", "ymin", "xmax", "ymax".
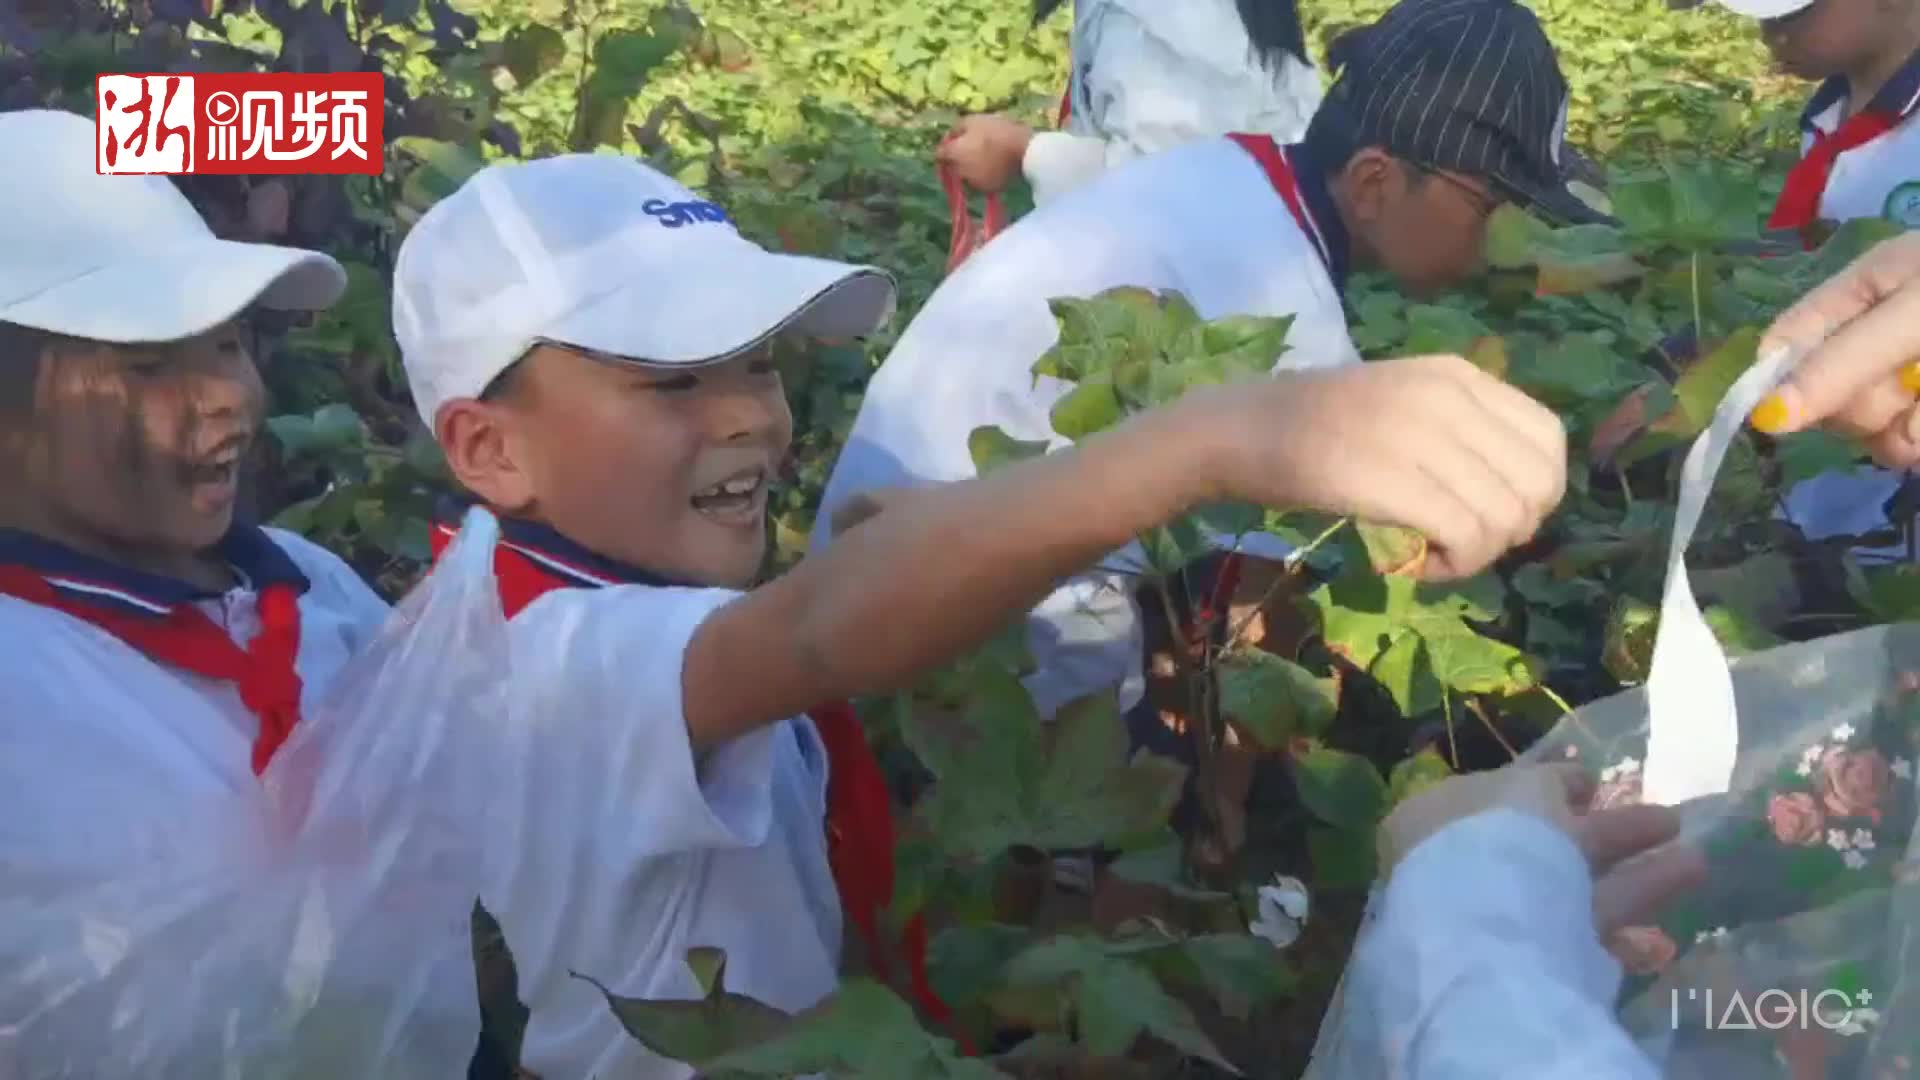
[
  {"xmin": 1338, "ymin": 147, "xmax": 1401, "ymax": 226},
  {"xmin": 435, "ymin": 399, "xmax": 536, "ymax": 514}
]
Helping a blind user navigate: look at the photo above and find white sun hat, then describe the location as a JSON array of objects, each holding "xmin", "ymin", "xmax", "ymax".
[
  {"xmin": 1710, "ymin": 0, "xmax": 1816, "ymax": 18},
  {"xmin": 391, "ymin": 152, "xmax": 898, "ymax": 428},
  {"xmin": 0, "ymin": 108, "xmax": 347, "ymax": 343}
]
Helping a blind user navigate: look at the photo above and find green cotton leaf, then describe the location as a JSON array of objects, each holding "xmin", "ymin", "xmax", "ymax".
[
  {"xmin": 1387, "ymin": 749, "xmax": 1454, "ymax": 808},
  {"xmin": 1194, "ymin": 502, "xmax": 1264, "ymax": 539},
  {"xmin": 1039, "ymin": 693, "xmax": 1130, "ymax": 816},
  {"xmin": 703, "ymin": 979, "xmax": 969, "ymax": 1077},
  {"xmin": 1512, "ymin": 563, "xmax": 1606, "ymax": 609},
  {"xmin": 1155, "ymin": 935, "xmax": 1297, "ymax": 1019},
  {"xmin": 593, "ymin": 26, "xmax": 682, "ymax": 87},
  {"xmin": 967, "ymin": 426, "xmax": 1050, "ymax": 475},
  {"xmin": 1308, "ymin": 569, "xmax": 1410, "ymax": 670},
  {"xmin": 1775, "ymin": 431, "xmax": 1866, "ymax": 487},
  {"xmin": 1290, "ymin": 743, "xmax": 1388, "ymax": 831},
  {"xmin": 1004, "ymin": 940, "xmax": 1239, "ymax": 1074},
  {"xmin": 927, "ymin": 924, "xmax": 1031, "ymax": 1008},
  {"xmin": 1400, "ymin": 304, "xmax": 1492, "ymax": 355},
  {"xmin": 1663, "ymin": 326, "xmax": 1764, "ymax": 437},
  {"xmin": 1216, "ymin": 649, "xmax": 1337, "ymax": 747},
  {"xmin": 1308, "ymin": 825, "xmax": 1378, "ymax": 891},
  {"xmin": 1702, "ymin": 605, "xmax": 1786, "ymax": 654},
  {"xmin": 1403, "ymin": 606, "xmax": 1539, "ymax": 698},
  {"xmin": 1505, "ymin": 332, "xmax": 1641, "ymax": 413},
  {"xmin": 267, "ymin": 403, "xmax": 367, "ymax": 458},
  {"xmin": 1484, "ymin": 204, "xmax": 1551, "ymax": 270},
  {"xmin": 1371, "ymin": 631, "xmax": 1440, "ymax": 717},
  {"xmin": 584, "ymin": 950, "xmax": 792, "ymax": 1068},
  {"xmin": 1851, "ymin": 562, "xmax": 1920, "ymax": 622},
  {"xmin": 501, "ymin": 23, "xmax": 566, "ymax": 86},
  {"xmin": 1140, "ymin": 517, "xmax": 1208, "ymax": 576},
  {"xmin": 907, "ymin": 674, "xmax": 1185, "ymax": 858},
  {"xmin": 1048, "ymin": 372, "xmax": 1124, "ymax": 440},
  {"xmin": 1191, "ymin": 312, "xmax": 1294, "ymax": 376},
  {"xmin": 1614, "ymin": 161, "xmax": 1762, "ymax": 250},
  {"xmin": 1603, "ymin": 597, "xmax": 1659, "ymax": 686},
  {"xmin": 1357, "ymin": 521, "xmax": 1428, "ymax": 575},
  {"xmin": 393, "ymin": 137, "xmax": 486, "ymax": 216},
  {"xmin": 576, "ymin": 69, "xmax": 640, "ymax": 148},
  {"xmin": 286, "ymin": 261, "xmax": 394, "ymax": 364}
]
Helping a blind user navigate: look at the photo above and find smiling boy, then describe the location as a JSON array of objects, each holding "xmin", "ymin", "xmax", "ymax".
[{"xmin": 392, "ymin": 151, "xmax": 1568, "ymax": 1079}]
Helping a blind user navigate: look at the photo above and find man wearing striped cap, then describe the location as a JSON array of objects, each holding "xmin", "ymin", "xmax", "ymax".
[{"xmin": 817, "ymin": 0, "xmax": 1602, "ymax": 735}]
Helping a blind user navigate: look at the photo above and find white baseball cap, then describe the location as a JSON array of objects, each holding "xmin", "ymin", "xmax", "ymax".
[
  {"xmin": 1711, "ymin": 0, "xmax": 1815, "ymax": 18},
  {"xmin": 0, "ymin": 109, "xmax": 347, "ymax": 343},
  {"xmin": 392, "ymin": 153, "xmax": 898, "ymax": 428}
]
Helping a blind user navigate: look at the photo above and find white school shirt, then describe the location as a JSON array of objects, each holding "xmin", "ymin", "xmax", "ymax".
[
  {"xmin": 467, "ymin": 517, "xmax": 840, "ymax": 1080},
  {"xmin": 1026, "ymin": 0, "xmax": 1325, "ymax": 205},
  {"xmin": 1777, "ymin": 49, "xmax": 1920, "ymax": 560},
  {"xmin": 0, "ymin": 526, "xmax": 480, "ymax": 1075},
  {"xmin": 1306, "ymin": 808, "xmax": 1659, "ymax": 1079},
  {"xmin": 815, "ymin": 135, "xmax": 1361, "ymax": 719}
]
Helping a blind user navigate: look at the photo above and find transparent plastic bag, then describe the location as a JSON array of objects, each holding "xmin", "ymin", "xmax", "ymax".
[
  {"xmin": 0, "ymin": 508, "xmax": 510, "ymax": 1079},
  {"xmin": 1306, "ymin": 350, "xmax": 1920, "ymax": 1077}
]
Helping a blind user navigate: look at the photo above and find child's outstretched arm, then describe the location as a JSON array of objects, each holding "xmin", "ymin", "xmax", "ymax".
[{"xmin": 684, "ymin": 355, "xmax": 1566, "ymax": 748}]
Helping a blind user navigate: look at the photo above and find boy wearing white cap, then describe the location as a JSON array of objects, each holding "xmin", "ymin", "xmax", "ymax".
[
  {"xmin": 1708, "ymin": 0, "xmax": 1920, "ymax": 560},
  {"xmin": 392, "ymin": 151, "xmax": 1568, "ymax": 1078},
  {"xmin": 0, "ymin": 109, "xmax": 480, "ymax": 1072}
]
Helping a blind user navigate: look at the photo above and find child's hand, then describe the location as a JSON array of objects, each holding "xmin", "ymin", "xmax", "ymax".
[
  {"xmin": 1192, "ymin": 356, "xmax": 1567, "ymax": 581},
  {"xmin": 1380, "ymin": 762, "xmax": 1705, "ymax": 935},
  {"xmin": 1750, "ymin": 232, "xmax": 1920, "ymax": 467},
  {"xmin": 936, "ymin": 115, "xmax": 1034, "ymax": 194}
]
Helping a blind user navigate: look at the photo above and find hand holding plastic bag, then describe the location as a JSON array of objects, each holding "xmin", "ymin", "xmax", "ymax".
[{"xmin": 0, "ymin": 509, "xmax": 510, "ymax": 1079}]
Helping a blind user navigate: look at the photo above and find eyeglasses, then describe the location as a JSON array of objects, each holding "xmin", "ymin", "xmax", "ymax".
[{"xmin": 1410, "ymin": 162, "xmax": 1506, "ymax": 219}]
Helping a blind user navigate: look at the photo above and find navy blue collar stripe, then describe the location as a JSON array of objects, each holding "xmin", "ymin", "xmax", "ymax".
[
  {"xmin": 435, "ymin": 497, "xmax": 683, "ymax": 589},
  {"xmin": 0, "ymin": 524, "xmax": 310, "ymax": 617},
  {"xmin": 1802, "ymin": 47, "xmax": 1920, "ymax": 131},
  {"xmin": 1282, "ymin": 142, "xmax": 1352, "ymax": 292}
]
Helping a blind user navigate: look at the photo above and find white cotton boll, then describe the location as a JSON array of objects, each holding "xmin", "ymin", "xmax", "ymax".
[{"xmin": 1250, "ymin": 875, "xmax": 1310, "ymax": 949}]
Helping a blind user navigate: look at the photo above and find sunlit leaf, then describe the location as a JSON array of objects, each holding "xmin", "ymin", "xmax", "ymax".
[{"xmin": 1217, "ymin": 648, "xmax": 1337, "ymax": 747}]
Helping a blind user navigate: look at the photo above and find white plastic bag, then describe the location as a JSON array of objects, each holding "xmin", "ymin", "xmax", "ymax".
[
  {"xmin": 1306, "ymin": 350, "xmax": 1920, "ymax": 1077},
  {"xmin": 0, "ymin": 508, "xmax": 510, "ymax": 1079}
]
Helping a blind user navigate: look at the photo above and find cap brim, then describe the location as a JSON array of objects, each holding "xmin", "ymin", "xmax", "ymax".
[
  {"xmin": 0, "ymin": 238, "xmax": 347, "ymax": 344},
  {"xmin": 1498, "ymin": 172, "xmax": 1616, "ymax": 227},
  {"xmin": 1712, "ymin": 0, "xmax": 1815, "ymax": 17},
  {"xmin": 541, "ymin": 245, "xmax": 897, "ymax": 366}
]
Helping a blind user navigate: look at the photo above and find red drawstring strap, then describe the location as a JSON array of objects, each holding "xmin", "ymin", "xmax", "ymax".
[
  {"xmin": 0, "ymin": 565, "xmax": 305, "ymax": 774},
  {"xmin": 937, "ymin": 158, "xmax": 1006, "ymax": 275},
  {"xmin": 1770, "ymin": 110, "xmax": 1897, "ymax": 241}
]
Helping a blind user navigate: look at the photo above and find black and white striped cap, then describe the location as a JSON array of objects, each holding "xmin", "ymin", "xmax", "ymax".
[{"xmin": 1324, "ymin": 0, "xmax": 1603, "ymax": 225}]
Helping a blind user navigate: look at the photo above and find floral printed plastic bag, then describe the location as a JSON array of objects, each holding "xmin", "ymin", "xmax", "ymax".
[
  {"xmin": 1515, "ymin": 346, "xmax": 1920, "ymax": 1077},
  {"xmin": 1305, "ymin": 347, "xmax": 1920, "ymax": 1078}
]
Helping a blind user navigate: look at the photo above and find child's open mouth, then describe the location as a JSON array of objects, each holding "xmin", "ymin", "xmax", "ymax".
[
  {"xmin": 182, "ymin": 438, "xmax": 246, "ymax": 506},
  {"xmin": 690, "ymin": 466, "xmax": 768, "ymax": 528}
]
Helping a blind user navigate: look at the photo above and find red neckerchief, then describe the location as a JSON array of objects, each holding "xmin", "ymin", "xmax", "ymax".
[
  {"xmin": 1771, "ymin": 110, "xmax": 1900, "ymax": 239},
  {"xmin": 1226, "ymin": 133, "xmax": 1332, "ymax": 270},
  {"xmin": 427, "ymin": 522, "xmax": 962, "ymax": 1039},
  {"xmin": 0, "ymin": 565, "xmax": 304, "ymax": 774}
]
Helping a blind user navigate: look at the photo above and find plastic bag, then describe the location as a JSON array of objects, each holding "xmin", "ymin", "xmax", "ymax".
[
  {"xmin": 1306, "ymin": 349, "xmax": 1920, "ymax": 1077},
  {"xmin": 0, "ymin": 508, "xmax": 511, "ymax": 1079}
]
